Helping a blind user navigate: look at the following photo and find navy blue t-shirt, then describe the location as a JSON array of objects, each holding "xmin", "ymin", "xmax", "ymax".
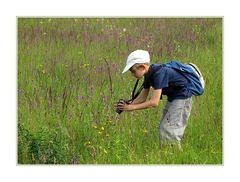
[{"xmin": 143, "ymin": 63, "xmax": 192, "ymax": 102}]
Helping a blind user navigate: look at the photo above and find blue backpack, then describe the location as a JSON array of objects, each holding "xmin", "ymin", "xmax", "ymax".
[{"xmin": 164, "ymin": 60, "xmax": 205, "ymax": 96}]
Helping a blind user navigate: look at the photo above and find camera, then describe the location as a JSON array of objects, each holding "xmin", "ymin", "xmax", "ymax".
[
  {"xmin": 115, "ymin": 79, "xmax": 144, "ymax": 114},
  {"xmin": 115, "ymin": 99, "xmax": 126, "ymax": 114},
  {"xmin": 115, "ymin": 107, "xmax": 123, "ymax": 114}
]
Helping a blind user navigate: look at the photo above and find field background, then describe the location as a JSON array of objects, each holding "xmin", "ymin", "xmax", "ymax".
[{"xmin": 18, "ymin": 18, "xmax": 222, "ymax": 164}]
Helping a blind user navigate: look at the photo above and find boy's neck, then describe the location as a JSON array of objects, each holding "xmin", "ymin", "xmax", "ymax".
[{"xmin": 144, "ymin": 64, "xmax": 151, "ymax": 75}]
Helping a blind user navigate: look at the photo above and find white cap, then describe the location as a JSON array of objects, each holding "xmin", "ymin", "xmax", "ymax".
[{"xmin": 122, "ymin": 50, "xmax": 150, "ymax": 74}]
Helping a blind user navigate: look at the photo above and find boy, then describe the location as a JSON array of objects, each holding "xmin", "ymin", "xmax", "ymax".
[{"xmin": 115, "ymin": 50, "xmax": 193, "ymax": 150}]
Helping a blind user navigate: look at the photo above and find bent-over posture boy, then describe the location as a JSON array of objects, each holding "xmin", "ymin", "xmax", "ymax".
[{"xmin": 115, "ymin": 50, "xmax": 203, "ymax": 150}]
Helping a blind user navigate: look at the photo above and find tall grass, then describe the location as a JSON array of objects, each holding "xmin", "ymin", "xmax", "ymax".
[{"xmin": 18, "ymin": 18, "xmax": 222, "ymax": 164}]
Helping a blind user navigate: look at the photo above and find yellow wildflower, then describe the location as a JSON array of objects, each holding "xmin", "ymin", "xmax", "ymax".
[
  {"xmin": 92, "ymin": 125, "xmax": 97, "ymax": 129},
  {"xmin": 142, "ymin": 128, "xmax": 148, "ymax": 133},
  {"xmin": 84, "ymin": 141, "xmax": 91, "ymax": 146}
]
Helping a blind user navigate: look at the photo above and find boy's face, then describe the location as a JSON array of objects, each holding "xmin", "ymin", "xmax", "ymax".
[{"xmin": 129, "ymin": 64, "xmax": 146, "ymax": 79}]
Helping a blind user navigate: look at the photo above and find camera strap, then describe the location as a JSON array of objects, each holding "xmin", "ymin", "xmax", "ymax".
[
  {"xmin": 130, "ymin": 79, "xmax": 144, "ymax": 102},
  {"xmin": 129, "ymin": 65, "xmax": 154, "ymax": 102}
]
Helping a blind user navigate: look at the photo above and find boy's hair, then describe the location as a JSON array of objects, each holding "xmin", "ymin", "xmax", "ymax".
[
  {"xmin": 134, "ymin": 63, "xmax": 150, "ymax": 66},
  {"xmin": 133, "ymin": 63, "xmax": 150, "ymax": 68}
]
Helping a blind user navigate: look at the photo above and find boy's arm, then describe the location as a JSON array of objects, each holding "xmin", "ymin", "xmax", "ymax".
[
  {"xmin": 131, "ymin": 89, "xmax": 162, "ymax": 110},
  {"xmin": 118, "ymin": 89, "xmax": 162, "ymax": 111},
  {"xmin": 131, "ymin": 88, "xmax": 150, "ymax": 105}
]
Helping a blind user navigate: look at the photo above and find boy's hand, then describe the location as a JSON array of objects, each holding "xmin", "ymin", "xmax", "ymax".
[{"xmin": 115, "ymin": 101, "xmax": 134, "ymax": 112}]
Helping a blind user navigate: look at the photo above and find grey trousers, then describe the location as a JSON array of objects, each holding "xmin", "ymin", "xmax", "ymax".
[{"xmin": 159, "ymin": 97, "xmax": 192, "ymax": 144}]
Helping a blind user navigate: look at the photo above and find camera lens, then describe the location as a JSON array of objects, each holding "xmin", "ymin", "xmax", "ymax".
[
  {"xmin": 115, "ymin": 108, "xmax": 122, "ymax": 114},
  {"xmin": 115, "ymin": 99, "xmax": 125, "ymax": 114}
]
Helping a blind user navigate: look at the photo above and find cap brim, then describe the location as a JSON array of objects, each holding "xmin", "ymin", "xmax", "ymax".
[{"xmin": 122, "ymin": 62, "xmax": 135, "ymax": 74}]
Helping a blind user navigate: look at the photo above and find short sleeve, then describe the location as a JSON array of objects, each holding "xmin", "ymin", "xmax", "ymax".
[{"xmin": 152, "ymin": 67, "xmax": 169, "ymax": 89}]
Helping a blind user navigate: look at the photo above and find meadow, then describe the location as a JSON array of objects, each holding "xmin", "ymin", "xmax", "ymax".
[{"xmin": 18, "ymin": 18, "xmax": 222, "ymax": 164}]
